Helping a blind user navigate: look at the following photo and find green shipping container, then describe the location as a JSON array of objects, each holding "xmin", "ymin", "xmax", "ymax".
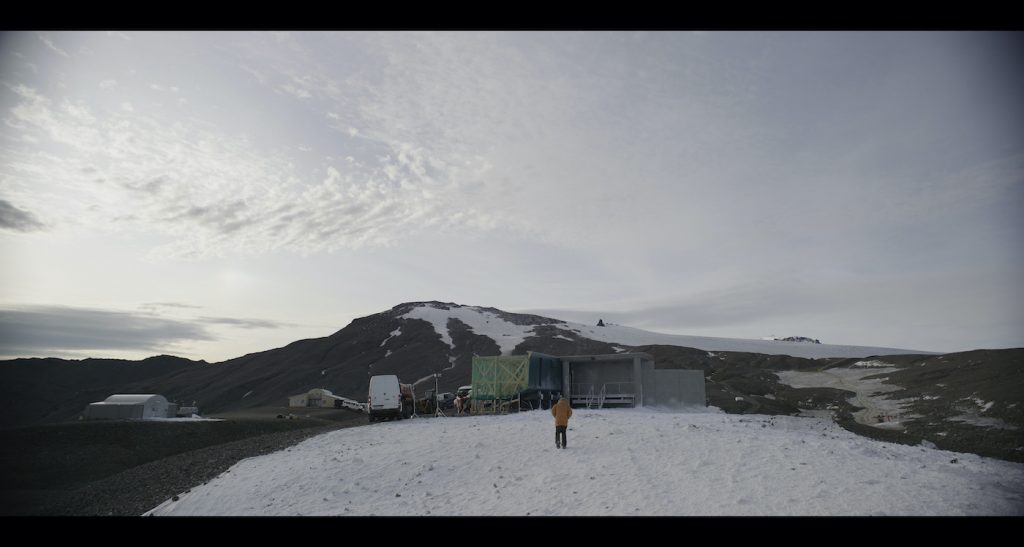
[{"xmin": 470, "ymin": 355, "xmax": 529, "ymax": 400}]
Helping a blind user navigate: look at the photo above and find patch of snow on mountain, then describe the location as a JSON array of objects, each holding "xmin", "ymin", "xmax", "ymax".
[
  {"xmin": 852, "ymin": 360, "xmax": 893, "ymax": 368},
  {"xmin": 145, "ymin": 408, "xmax": 1024, "ymax": 516},
  {"xmin": 948, "ymin": 414, "xmax": 1018, "ymax": 430},
  {"xmin": 400, "ymin": 304, "xmax": 554, "ymax": 355},
  {"xmin": 970, "ymin": 398, "xmax": 995, "ymax": 413},
  {"xmin": 380, "ymin": 327, "xmax": 402, "ymax": 347}
]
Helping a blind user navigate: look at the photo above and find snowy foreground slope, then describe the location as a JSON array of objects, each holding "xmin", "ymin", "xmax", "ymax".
[
  {"xmin": 146, "ymin": 409, "xmax": 1024, "ymax": 516},
  {"xmin": 401, "ymin": 303, "xmax": 931, "ymax": 359}
]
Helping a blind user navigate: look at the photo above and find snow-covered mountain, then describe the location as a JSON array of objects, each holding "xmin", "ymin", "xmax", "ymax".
[
  {"xmin": 0, "ymin": 300, "xmax": 953, "ymax": 427},
  {"xmin": 396, "ymin": 301, "xmax": 929, "ymax": 359}
]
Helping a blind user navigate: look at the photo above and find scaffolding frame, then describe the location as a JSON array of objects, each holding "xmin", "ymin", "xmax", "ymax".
[{"xmin": 470, "ymin": 355, "xmax": 529, "ymax": 415}]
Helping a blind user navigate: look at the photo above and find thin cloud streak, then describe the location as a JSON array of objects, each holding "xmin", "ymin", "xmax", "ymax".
[
  {"xmin": 138, "ymin": 302, "xmax": 202, "ymax": 313},
  {"xmin": 37, "ymin": 33, "xmax": 69, "ymax": 58},
  {"xmin": 197, "ymin": 316, "xmax": 293, "ymax": 329}
]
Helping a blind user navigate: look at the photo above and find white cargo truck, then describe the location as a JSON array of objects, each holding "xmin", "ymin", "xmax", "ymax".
[{"xmin": 368, "ymin": 374, "xmax": 404, "ymax": 422}]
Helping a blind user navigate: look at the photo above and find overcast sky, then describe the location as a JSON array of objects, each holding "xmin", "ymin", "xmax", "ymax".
[{"xmin": 0, "ymin": 31, "xmax": 1021, "ymax": 361}]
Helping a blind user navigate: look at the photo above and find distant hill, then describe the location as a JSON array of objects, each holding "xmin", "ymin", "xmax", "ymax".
[{"xmin": 0, "ymin": 355, "xmax": 205, "ymax": 428}]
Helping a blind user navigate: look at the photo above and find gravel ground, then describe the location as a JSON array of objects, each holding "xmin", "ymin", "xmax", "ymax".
[
  {"xmin": 51, "ymin": 425, "xmax": 348, "ymax": 516},
  {"xmin": 0, "ymin": 409, "xmax": 369, "ymax": 516}
]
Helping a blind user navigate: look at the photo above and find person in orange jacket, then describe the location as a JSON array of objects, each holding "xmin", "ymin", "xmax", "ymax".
[{"xmin": 551, "ymin": 395, "xmax": 572, "ymax": 449}]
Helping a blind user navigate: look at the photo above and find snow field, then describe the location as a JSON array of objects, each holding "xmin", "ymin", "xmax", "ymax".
[
  {"xmin": 561, "ymin": 321, "xmax": 930, "ymax": 359},
  {"xmin": 145, "ymin": 408, "xmax": 1024, "ymax": 516},
  {"xmin": 398, "ymin": 303, "xmax": 932, "ymax": 359}
]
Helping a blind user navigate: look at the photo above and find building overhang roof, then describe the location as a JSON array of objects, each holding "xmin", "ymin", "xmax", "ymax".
[{"xmin": 558, "ymin": 353, "xmax": 654, "ymax": 362}]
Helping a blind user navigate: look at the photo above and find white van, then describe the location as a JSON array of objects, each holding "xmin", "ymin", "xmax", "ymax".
[{"xmin": 368, "ymin": 375, "xmax": 403, "ymax": 422}]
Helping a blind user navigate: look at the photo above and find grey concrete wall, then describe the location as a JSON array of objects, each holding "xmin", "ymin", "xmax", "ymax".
[
  {"xmin": 634, "ymin": 357, "xmax": 644, "ymax": 403},
  {"xmin": 142, "ymin": 399, "xmax": 169, "ymax": 419},
  {"xmin": 642, "ymin": 369, "xmax": 706, "ymax": 409},
  {"xmin": 563, "ymin": 365, "xmax": 572, "ymax": 399},
  {"xmin": 84, "ymin": 404, "xmax": 144, "ymax": 420},
  {"xmin": 571, "ymin": 361, "xmax": 634, "ymax": 386},
  {"xmin": 641, "ymin": 362, "xmax": 655, "ymax": 406}
]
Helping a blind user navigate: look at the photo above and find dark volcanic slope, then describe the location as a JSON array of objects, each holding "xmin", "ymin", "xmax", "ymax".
[
  {"xmin": 0, "ymin": 355, "xmax": 204, "ymax": 428},
  {"xmin": 187, "ymin": 302, "xmax": 575, "ymax": 411}
]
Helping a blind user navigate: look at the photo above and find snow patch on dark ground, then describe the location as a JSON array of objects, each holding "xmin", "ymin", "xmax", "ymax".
[{"xmin": 776, "ymin": 367, "xmax": 916, "ymax": 428}]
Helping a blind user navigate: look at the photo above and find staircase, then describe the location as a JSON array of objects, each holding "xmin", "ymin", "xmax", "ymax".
[
  {"xmin": 571, "ymin": 383, "xmax": 634, "ymax": 409},
  {"xmin": 588, "ymin": 385, "xmax": 606, "ymax": 409},
  {"xmin": 569, "ymin": 384, "xmax": 592, "ymax": 408}
]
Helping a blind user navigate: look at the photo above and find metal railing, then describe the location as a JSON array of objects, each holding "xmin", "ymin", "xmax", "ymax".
[
  {"xmin": 569, "ymin": 383, "xmax": 630, "ymax": 409},
  {"xmin": 592, "ymin": 384, "xmax": 606, "ymax": 409},
  {"xmin": 570, "ymin": 383, "xmax": 595, "ymax": 403},
  {"xmin": 570, "ymin": 382, "xmax": 636, "ymax": 409},
  {"xmin": 601, "ymin": 382, "xmax": 635, "ymax": 396}
]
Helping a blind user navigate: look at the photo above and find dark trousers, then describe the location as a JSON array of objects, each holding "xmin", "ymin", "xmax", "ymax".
[{"xmin": 555, "ymin": 426, "xmax": 567, "ymax": 448}]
